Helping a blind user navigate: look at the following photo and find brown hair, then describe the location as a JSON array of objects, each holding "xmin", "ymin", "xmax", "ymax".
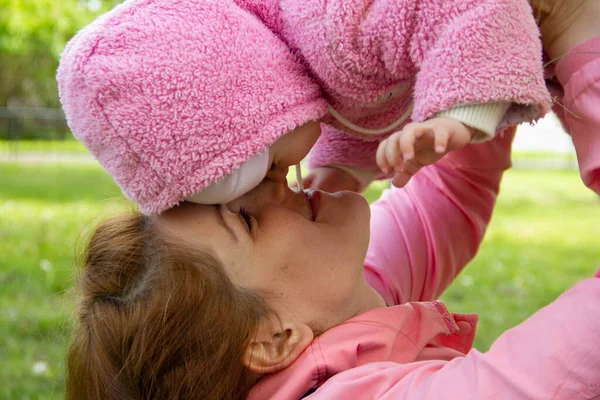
[{"xmin": 66, "ymin": 211, "xmax": 271, "ymax": 399}]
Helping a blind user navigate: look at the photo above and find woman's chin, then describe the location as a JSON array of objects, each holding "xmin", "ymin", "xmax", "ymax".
[
  {"xmin": 337, "ymin": 190, "xmax": 370, "ymax": 217},
  {"xmin": 328, "ymin": 190, "xmax": 371, "ymax": 241}
]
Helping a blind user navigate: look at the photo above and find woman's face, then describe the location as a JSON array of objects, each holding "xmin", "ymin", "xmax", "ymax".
[{"xmin": 158, "ymin": 180, "xmax": 384, "ymax": 333}]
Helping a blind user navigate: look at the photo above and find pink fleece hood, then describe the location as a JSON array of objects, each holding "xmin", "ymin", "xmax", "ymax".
[{"xmin": 57, "ymin": 0, "xmax": 327, "ymax": 214}]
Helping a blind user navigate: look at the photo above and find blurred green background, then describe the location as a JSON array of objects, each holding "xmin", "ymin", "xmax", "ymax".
[{"xmin": 1, "ymin": 0, "xmax": 598, "ymax": 399}]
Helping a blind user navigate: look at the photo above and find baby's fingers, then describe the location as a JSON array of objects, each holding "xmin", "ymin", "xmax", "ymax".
[
  {"xmin": 433, "ymin": 128, "xmax": 450, "ymax": 154},
  {"xmin": 399, "ymin": 125, "xmax": 429, "ymax": 161},
  {"xmin": 384, "ymin": 135, "xmax": 405, "ymax": 172},
  {"xmin": 376, "ymin": 139, "xmax": 393, "ymax": 174},
  {"xmin": 391, "ymin": 159, "xmax": 424, "ymax": 188}
]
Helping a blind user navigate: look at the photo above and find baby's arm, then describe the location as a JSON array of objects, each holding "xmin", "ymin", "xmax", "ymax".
[
  {"xmin": 375, "ymin": 101, "xmax": 508, "ymax": 188},
  {"xmin": 279, "ymin": 0, "xmax": 551, "ymax": 127},
  {"xmin": 411, "ymin": 0, "xmax": 551, "ymax": 127},
  {"xmin": 436, "ymin": 103, "xmax": 511, "ymax": 143},
  {"xmin": 308, "ymin": 106, "xmax": 510, "ymax": 192},
  {"xmin": 307, "ymin": 105, "xmax": 512, "ymax": 192}
]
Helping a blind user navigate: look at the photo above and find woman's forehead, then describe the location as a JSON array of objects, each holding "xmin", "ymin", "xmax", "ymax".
[
  {"xmin": 158, "ymin": 201, "xmax": 213, "ymax": 222},
  {"xmin": 156, "ymin": 202, "xmax": 222, "ymax": 239}
]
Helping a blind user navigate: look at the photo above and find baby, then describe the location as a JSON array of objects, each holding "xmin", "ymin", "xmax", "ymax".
[
  {"xmin": 58, "ymin": 0, "xmax": 550, "ymax": 213},
  {"xmin": 237, "ymin": 0, "xmax": 552, "ymax": 190}
]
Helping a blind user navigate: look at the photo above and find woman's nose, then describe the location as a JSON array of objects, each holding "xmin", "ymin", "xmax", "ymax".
[
  {"xmin": 261, "ymin": 178, "xmax": 302, "ymax": 208},
  {"xmin": 268, "ymin": 178, "xmax": 289, "ymax": 203},
  {"xmin": 239, "ymin": 179, "xmax": 307, "ymax": 217},
  {"xmin": 243, "ymin": 178, "xmax": 287, "ymax": 206},
  {"xmin": 265, "ymin": 165, "xmax": 289, "ymax": 183}
]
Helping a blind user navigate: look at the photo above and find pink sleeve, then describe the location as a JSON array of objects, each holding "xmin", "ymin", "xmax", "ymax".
[
  {"xmin": 412, "ymin": 0, "xmax": 551, "ymax": 126},
  {"xmin": 274, "ymin": 0, "xmax": 550, "ymax": 124},
  {"xmin": 364, "ymin": 130, "xmax": 514, "ymax": 305},
  {"xmin": 310, "ymin": 276, "xmax": 600, "ymax": 399},
  {"xmin": 555, "ymin": 36, "xmax": 600, "ymax": 194}
]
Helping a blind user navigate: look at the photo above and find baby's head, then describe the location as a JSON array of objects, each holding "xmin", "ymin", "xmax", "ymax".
[
  {"xmin": 186, "ymin": 120, "xmax": 320, "ymax": 204},
  {"xmin": 57, "ymin": 0, "xmax": 327, "ymax": 213}
]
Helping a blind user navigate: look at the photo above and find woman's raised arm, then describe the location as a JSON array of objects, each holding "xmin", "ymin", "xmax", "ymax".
[{"xmin": 364, "ymin": 130, "xmax": 515, "ymax": 305}]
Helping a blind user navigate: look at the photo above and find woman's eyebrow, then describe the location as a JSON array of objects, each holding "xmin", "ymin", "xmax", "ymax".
[{"xmin": 215, "ymin": 206, "xmax": 238, "ymax": 243}]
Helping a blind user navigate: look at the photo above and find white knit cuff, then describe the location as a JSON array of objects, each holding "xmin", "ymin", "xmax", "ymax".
[
  {"xmin": 330, "ymin": 165, "xmax": 378, "ymax": 192},
  {"xmin": 436, "ymin": 102, "xmax": 510, "ymax": 143}
]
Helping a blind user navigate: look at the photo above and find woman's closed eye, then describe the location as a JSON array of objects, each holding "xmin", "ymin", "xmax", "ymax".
[{"xmin": 239, "ymin": 207, "xmax": 255, "ymax": 232}]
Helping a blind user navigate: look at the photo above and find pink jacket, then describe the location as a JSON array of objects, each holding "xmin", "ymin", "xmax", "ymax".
[
  {"xmin": 237, "ymin": 0, "xmax": 552, "ymax": 171},
  {"xmin": 306, "ymin": 35, "xmax": 600, "ymax": 186},
  {"xmin": 550, "ymin": 35, "xmax": 600, "ymax": 194},
  {"xmin": 249, "ymin": 132, "xmax": 600, "ymax": 399}
]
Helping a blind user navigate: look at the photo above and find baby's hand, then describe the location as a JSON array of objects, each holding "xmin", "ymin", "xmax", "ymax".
[
  {"xmin": 376, "ymin": 117, "xmax": 473, "ymax": 187},
  {"xmin": 301, "ymin": 166, "xmax": 361, "ymax": 193}
]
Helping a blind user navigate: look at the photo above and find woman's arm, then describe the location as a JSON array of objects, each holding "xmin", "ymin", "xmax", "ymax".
[
  {"xmin": 364, "ymin": 129, "xmax": 514, "ymax": 305},
  {"xmin": 554, "ymin": 36, "xmax": 600, "ymax": 194}
]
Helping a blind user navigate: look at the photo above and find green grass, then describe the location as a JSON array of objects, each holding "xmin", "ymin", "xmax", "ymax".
[
  {"xmin": 1, "ymin": 163, "xmax": 599, "ymax": 398},
  {"xmin": 0, "ymin": 163, "xmax": 127, "ymax": 399},
  {"xmin": 0, "ymin": 140, "xmax": 88, "ymax": 154},
  {"xmin": 512, "ymin": 150, "xmax": 577, "ymax": 161},
  {"xmin": 438, "ymin": 170, "xmax": 600, "ymax": 350}
]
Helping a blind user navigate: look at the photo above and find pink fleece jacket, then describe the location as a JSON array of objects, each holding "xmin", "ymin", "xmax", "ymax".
[
  {"xmin": 237, "ymin": 0, "xmax": 552, "ymax": 172},
  {"xmin": 549, "ymin": 35, "xmax": 600, "ymax": 194},
  {"xmin": 248, "ymin": 132, "xmax": 600, "ymax": 399}
]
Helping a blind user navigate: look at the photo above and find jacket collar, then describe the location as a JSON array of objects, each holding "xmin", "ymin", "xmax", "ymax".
[{"xmin": 249, "ymin": 301, "xmax": 477, "ymax": 400}]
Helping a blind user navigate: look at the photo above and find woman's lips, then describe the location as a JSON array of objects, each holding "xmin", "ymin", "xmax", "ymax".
[{"xmin": 305, "ymin": 189, "xmax": 320, "ymax": 221}]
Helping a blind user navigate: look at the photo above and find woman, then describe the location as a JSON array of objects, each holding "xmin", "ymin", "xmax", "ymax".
[
  {"xmin": 66, "ymin": 128, "xmax": 600, "ymax": 399},
  {"xmin": 59, "ymin": 0, "xmax": 600, "ymax": 398}
]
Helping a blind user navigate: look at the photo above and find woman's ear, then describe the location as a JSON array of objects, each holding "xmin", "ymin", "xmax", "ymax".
[{"xmin": 243, "ymin": 319, "xmax": 314, "ymax": 374}]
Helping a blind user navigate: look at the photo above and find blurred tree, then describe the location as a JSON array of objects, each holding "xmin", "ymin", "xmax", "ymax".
[{"xmin": 0, "ymin": 0, "xmax": 122, "ymax": 108}]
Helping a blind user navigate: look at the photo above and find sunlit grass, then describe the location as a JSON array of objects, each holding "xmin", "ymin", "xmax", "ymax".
[
  {"xmin": 440, "ymin": 169, "xmax": 599, "ymax": 349},
  {"xmin": 0, "ymin": 139, "xmax": 87, "ymax": 154},
  {"xmin": 0, "ymin": 163, "xmax": 127, "ymax": 399},
  {"xmin": 1, "ymin": 162, "xmax": 598, "ymax": 397}
]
